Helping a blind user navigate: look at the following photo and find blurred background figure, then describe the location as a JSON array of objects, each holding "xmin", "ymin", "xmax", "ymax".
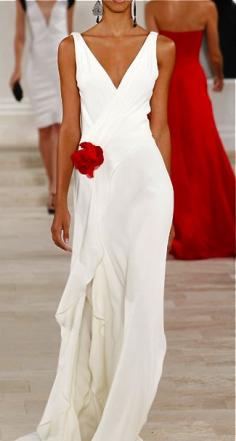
[
  {"xmin": 10, "ymin": 0, "xmax": 75, "ymax": 214},
  {"xmin": 214, "ymin": 0, "xmax": 236, "ymax": 78},
  {"xmin": 145, "ymin": 0, "xmax": 235, "ymax": 260}
]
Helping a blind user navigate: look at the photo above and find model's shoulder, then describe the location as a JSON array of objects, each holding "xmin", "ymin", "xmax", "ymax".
[
  {"xmin": 205, "ymin": 0, "xmax": 218, "ymax": 12},
  {"xmin": 58, "ymin": 34, "xmax": 75, "ymax": 53},
  {"xmin": 204, "ymin": 0, "xmax": 218, "ymax": 18},
  {"xmin": 131, "ymin": 26, "xmax": 151, "ymax": 41},
  {"xmin": 81, "ymin": 25, "xmax": 102, "ymax": 38},
  {"xmin": 157, "ymin": 35, "xmax": 175, "ymax": 62},
  {"xmin": 155, "ymin": 35, "xmax": 176, "ymax": 73},
  {"xmin": 58, "ymin": 35, "xmax": 76, "ymax": 66}
]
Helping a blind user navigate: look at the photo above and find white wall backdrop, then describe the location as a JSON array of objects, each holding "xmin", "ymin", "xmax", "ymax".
[{"xmin": 0, "ymin": 0, "xmax": 235, "ymax": 150}]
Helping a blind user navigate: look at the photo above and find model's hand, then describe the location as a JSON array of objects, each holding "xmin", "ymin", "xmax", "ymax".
[
  {"xmin": 51, "ymin": 206, "xmax": 72, "ymax": 252},
  {"xmin": 9, "ymin": 68, "xmax": 21, "ymax": 88},
  {"xmin": 168, "ymin": 223, "xmax": 175, "ymax": 253},
  {"xmin": 213, "ymin": 76, "xmax": 224, "ymax": 92}
]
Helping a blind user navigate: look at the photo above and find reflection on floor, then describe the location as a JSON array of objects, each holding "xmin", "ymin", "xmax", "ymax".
[{"xmin": 0, "ymin": 145, "xmax": 234, "ymax": 441}]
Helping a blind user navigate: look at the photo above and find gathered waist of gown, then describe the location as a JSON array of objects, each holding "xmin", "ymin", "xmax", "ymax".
[
  {"xmin": 77, "ymin": 114, "xmax": 160, "ymax": 180},
  {"xmin": 80, "ymin": 112, "xmax": 154, "ymax": 145}
]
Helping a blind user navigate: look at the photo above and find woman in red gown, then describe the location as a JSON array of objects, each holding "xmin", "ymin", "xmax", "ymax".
[{"xmin": 146, "ymin": 0, "xmax": 235, "ymax": 259}]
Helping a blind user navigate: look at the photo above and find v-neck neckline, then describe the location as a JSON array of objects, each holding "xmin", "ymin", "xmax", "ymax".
[
  {"xmin": 78, "ymin": 32, "xmax": 152, "ymax": 91},
  {"xmin": 35, "ymin": 0, "xmax": 57, "ymax": 27}
]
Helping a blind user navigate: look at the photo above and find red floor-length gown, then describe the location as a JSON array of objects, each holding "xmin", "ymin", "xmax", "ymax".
[{"xmin": 161, "ymin": 30, "xmax": 235, "ymax": 259}]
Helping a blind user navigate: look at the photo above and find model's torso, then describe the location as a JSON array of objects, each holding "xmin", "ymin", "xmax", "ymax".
[
  {"xmin": 80, "ymin": 30, "xmax": 151, "ymax": 90},
  {"xmin": 72, "ymin": 31, "xmax": 160, "ymax": 165},
  {"xmin": 26, "ymin": 0, "xmax": 68, "ymax": 57}
]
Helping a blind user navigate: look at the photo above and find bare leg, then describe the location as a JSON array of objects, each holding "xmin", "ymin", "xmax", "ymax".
[
  {"xmin": 38, "ymin": 124, "xmax": 60, "ymax": 212},
  {"xmin": 38, "ymin": 125, "xmax": 54, "ymax": 190}
]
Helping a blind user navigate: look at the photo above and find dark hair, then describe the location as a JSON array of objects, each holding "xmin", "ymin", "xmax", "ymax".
[
  {"xmin": 18, "ymin": 0, "xmax": 75, "ymax": 13},
  {"xmin": 18, "ymin": 0, "xmax": 26, "ymax": 11},
  {"xmin": 67, "ymin": 0, "xmax": 75, "ymax": 9}
]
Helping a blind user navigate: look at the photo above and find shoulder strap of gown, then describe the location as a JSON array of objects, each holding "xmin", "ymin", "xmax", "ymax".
[
  {"xmin": 150, "ymin": 31, "xmax": 159, "ymax": 78},
  {"xmin": 70, "ymin": 32, "xmax": 81, "ymax": 79}
]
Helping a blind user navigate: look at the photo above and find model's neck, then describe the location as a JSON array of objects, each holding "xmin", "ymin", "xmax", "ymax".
[{"xmin": 100, "ymin": 6, "xmax": 134, "ymax": 36}]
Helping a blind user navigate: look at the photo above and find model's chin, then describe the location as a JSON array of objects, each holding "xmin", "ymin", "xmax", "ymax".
[
  {"xmin": 111, "ymin": 0, "xmax": 128, "ymax": 4},
  {"xmin": 104, "ymin": 0, "xmax": 131, "ymax": 12}
]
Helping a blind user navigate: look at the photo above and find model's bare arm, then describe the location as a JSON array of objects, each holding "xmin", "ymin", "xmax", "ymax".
[
  {"xmin": 51, "ymin": 36, "xmax": 81, "ymax": 251},
  {"xmin": 67, "ymin": 4, "xmax": 75, "ymax": 34},
  {"xmin": 149, "ymin": 35, "xmax": 175, "ymax": 175},
  {"xmin": 145, "ymin": 2, "xmax": 158, "ymax": 32},
  {"xmin": 10, "ymin": 0, "xmax": 26, "ymax": 87},
  {"xmin": 205, "ymin": 2, "xmax": 224, "ymax": 91}
]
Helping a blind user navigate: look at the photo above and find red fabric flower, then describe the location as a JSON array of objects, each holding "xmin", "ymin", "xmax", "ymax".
[{"xmin": 71, "ymin": 141, "xmax": 104, "ymax": 178}]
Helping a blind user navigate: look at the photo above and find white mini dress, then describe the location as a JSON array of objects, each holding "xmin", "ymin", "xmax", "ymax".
[{"xmin": 25, "ymin": 0, "xmax": 68, "ymax": 128}]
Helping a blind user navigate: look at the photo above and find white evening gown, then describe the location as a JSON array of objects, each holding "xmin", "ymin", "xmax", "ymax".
[
  {"xmin": 25, "ymin": 0, "xmax": 68, "ymax": 128},
  {"xmin": 16, "ymin": 31, "xmax": 173, "ymax": 441}
]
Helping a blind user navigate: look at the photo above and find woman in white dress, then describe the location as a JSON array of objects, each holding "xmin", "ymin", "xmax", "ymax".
[
  {"xmin": 10, "ymin": 0, "xmax": 75, "ymax": 213},
  {"xmin": 15, "ymin": 0, "xmax": 175, "ymax": 439}
]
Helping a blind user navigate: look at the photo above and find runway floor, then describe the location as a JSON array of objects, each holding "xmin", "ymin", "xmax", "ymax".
[{"xmin": 0, "ymin": 145, "xmax": 234, "ymax": 441}]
